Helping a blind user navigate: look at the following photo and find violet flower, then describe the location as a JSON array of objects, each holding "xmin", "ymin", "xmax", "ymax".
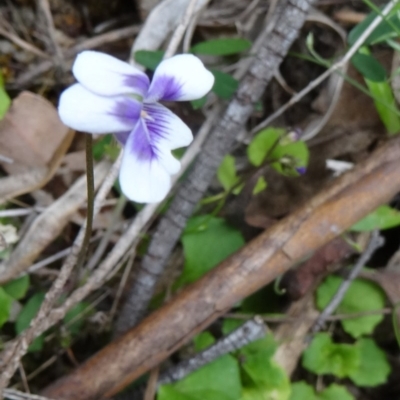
[{"xmin": 58, "ymin": 51, "xmax": 214, "ymax": 203}]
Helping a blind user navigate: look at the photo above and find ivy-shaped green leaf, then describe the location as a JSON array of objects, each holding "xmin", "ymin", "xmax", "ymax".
[
  {"xmin": 348, "ymin": 338, "xmax": 391, "ymax": 387},
  {"xmin": 239, "ymin": 337, "xmax": 290, "ymax": 400},
  {"xmin": 158, "ymin": 354, "xmax": 241, "ymax": 400},
  {"xmin": 302, "ymin": 333, "xmax": 360, "ymax": 378}
]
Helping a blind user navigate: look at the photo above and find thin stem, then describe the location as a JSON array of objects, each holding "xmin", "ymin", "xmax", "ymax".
[{"xmin": 76, "ymin": 135, "xmax": 95, "ymax": 270}]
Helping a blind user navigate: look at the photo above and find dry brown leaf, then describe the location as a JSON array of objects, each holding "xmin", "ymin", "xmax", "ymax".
[
  {"xmin": 0, "ymin": 91, "xmax": 71, "ymax": 174},
  {"xmin": 0, "ymin": 91, "xmax": 74, "ymax": 201}
]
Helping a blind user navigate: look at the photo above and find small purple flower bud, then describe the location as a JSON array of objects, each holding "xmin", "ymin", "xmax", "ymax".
[{"xmin": 296, "ymin": 166, "xmax": 307, "ymax": 175}]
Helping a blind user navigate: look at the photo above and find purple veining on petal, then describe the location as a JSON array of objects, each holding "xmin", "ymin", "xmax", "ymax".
[
  {"xmin": 123, "ymin": 73, "xmax": 150, "ymax": 97},
  {"xmin": 146, "ymin": 75, "xmax": 183, "ymax": 102},
  {"xmin": 109, "ymin": 97, "xmax": 142, "ymax": 128},
  {"xmin": 115, "ymin": 131, "xmax": 131, "ymax": 146},
  {"xmin": 142, "ymin": 103, "xmax": 173, "ymax": 145},
  {"xmin": 128, "ymin": 118, "xmax": 159, "ymax": 163}
]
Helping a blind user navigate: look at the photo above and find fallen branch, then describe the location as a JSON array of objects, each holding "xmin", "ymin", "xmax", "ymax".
[{"xmin": 42, "ymin": 134, "xmax": 400, "ymax": 400}]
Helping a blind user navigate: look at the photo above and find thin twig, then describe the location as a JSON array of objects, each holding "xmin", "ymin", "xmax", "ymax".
[
  {"xmin": 311, "ymin": 230, "xmax": 385, "ymax": 334},
  {"xmin": 158, "ymin": 317, "xmax": 267, "ymax": 385},
  {"xmin": 250, "ymin": 0, "xmax": 400, "ymax": 136},
  {"xmin": 0, "ymin": 25, "xmax": 49, "ymax": 59},
  {"xmin": 226, "ymin": 308, "xmax": 393, "ymax": 323},
  {"xmin": 164, "ymin": 0, "xmax": 199, "ymax": 58},
  {"xmin": 13, "ymin": 25, "xmax": 140, "ymax": 87},
  {"xmin": 4, "ymin": 389, "xmax": 55, "ymax": 400},
  {"xmin": 36, "ymin": 0, "xmax": 64, "ymax": 64}
]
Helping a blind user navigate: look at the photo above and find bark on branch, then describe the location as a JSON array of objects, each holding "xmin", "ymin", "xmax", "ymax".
[
  {"xmin": 42, "ymin": 135, "xmax": 400, "ymax": 400},
  {"xmin": 116, "ymin": 0, "xmax": 317, "ymax": 335}
]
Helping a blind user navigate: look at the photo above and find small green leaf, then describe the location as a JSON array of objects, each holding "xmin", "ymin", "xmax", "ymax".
[
  {"xmin": 289, "ymin": 382, "xmax": 355, "ymax": 400},
  {"xmin": 211, "ymin": 70, "xmax": 239, "ymax": 99},
  {"xmin": 93, "ymin": 135, "xmax": 113, "ymax": 160},
  {"xmin": 191, "ymin": 96, "xmax": 207, "ymax": 109},
  {"xmin": 351, "ymin": 205, "xmax": 400, "ymax": 231},
  {"xmin": 0, "ymin": 288, "xmax": 13, "ymax": 328},
  {"xmin": 302, "ymin": 333, "xmax": 360, "ymax": 378},
  {"xmin": 252, "ymin": 176, "xmax": 267, "ymax": 195},
  {"xmin": 348, "ymin": 7, "xmax": 400, "ymax": 46},
  {"xmin": 239, "ymin": 337, "xmax": 290, "ymax": 400},
  {"xmin": 159, "ymin": 354, "xmax": 241, "ymax": 400},
  {"xmin": 357, "ymin": 46, "xmax": 400, "ymax": 135},
  {"xmin": 194, "ymin": 332, "xmax": 215, "ymax": 351},
  {"xmin": 191, "ymin": 38, "xmax": 251, "ymax": 56},
  {"xmin": 351, "ymin": 52, "xmax": 386, "ymax": 82},
  {"xmin": 0, "ymin": 71, "xmax": 10, "ymax": 120},
  {"xmin": 64, "ymin": 301, "xmax": 91, "ymax": 336},
  {"xmin": 317, "ymin": 384, "xmax": 355, "ymax": 400},
  {"xmin": 217, "ymin": 155, "xmax": 239, "ymax": 192},
  {"xmin": 270, "ymin": 141, "xmax": 309, "ymax": 174},
  {"xmin": 247, "ymin": 128, "xmax": 285, "ymax": 167},
  {"xmin": 134, "ymin": 50, "xmax": 164, "ymax": 70},
  {"xmin": 2, "ymin": 275, "xmax": 29, "ymax": 300},
  {"xmin": 178, "ymin": 216, "xmax": 244, "ymax": 287},
  {"xmin": 349, "ymin": 338, "xmax": 391, "ymax": 387},
  {"xmin": 289, "ymin": 382, "xmax": 316, "ymax": 400},
  {"xmin": 16, "ymin": 293, "xmax": 46, "ymax": 352},
  {"xmin": 316, "ymin": 276, "xmax": 386, "ymax": 338}
]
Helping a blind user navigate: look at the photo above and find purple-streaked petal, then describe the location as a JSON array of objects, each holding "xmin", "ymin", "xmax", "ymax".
[
  {"xmin": 143, "ymin": 102, "xmax": 193, "ymax": 150},
  {"xmin": 73, "ymin": 51, "xmax": 150, "ymax": 97},
  {"xmin": 119, "ymin": 120, "xmax": 180, "ymax": 203},
  {"xmin": 59, "ymin": 84, "xmax": 141, "ymax": 134},
  {"xmin": 146, "ymin": 54, "xmax": 214, "ymax": 102}
]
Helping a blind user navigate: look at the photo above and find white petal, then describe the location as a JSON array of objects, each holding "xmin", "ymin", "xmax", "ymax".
[
  {"xmin": 119, "ymin": 120, "xmax": 180, "ymax": 203},
  {"xmin": 146, "ymin": 54, "xmax": 214, "ymax": 102},
  {"xmin": 144, "ymin": 102, "xmax": 193, "ymax": 150},
  {"xmin": 59, "ymin": 84, "xmax": 141, "ymax": 134},
  {"xmin": 73, "ymin": 51, "xmax": 150, "ymax": 97}
]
